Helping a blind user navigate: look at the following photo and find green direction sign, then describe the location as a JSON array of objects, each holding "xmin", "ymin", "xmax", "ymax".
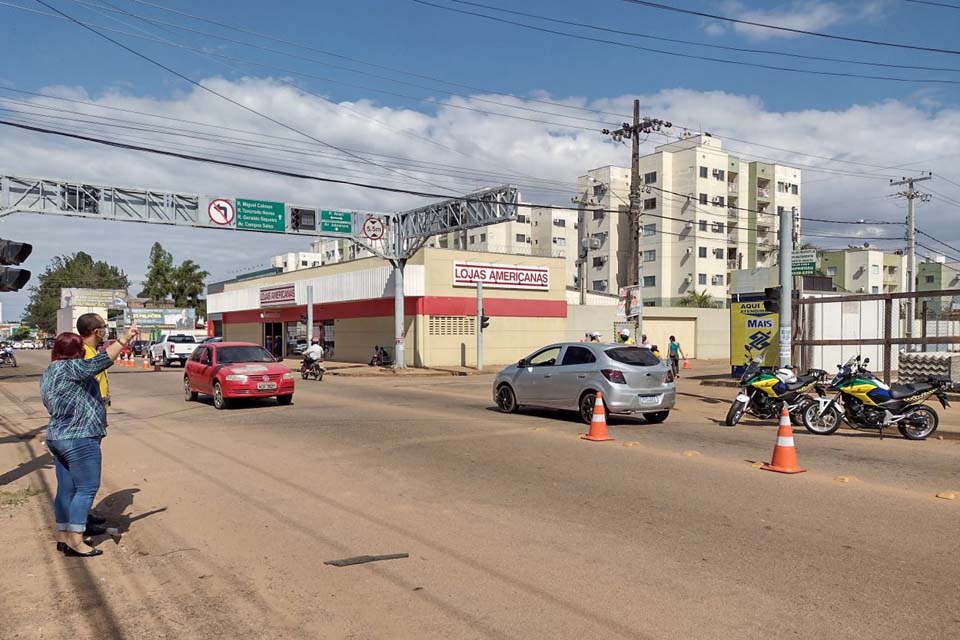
[
  {"xmin": 320, "ymin": 210, "xmax": 353, "ymax": 235},
  {"xmin": 792, "ymin": 249, "xmax": 817, "ymax": 276},
  {"xmin": 236, "ymin": 198, "xmax": 285, "ymax": 232}
]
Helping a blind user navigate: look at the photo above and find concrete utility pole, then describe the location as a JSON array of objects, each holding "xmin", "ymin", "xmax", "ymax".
[
  {"xmin": 601, "ymin": 101, "xmax": 671, "ymax": 339},
  {"xmin": 778, "ymin": 207, "xmax": 794, "ymax": 367},
  {"xmin": 890, "ymin": 174, "xmax": 932, "ymax": 349},
  {"xmin": 476, "ymin": 281, "xmax": 483, "ymax": 370},
  {"xmin": 306, "ymin": 285, "xmax": 314, "ymax": 345}
]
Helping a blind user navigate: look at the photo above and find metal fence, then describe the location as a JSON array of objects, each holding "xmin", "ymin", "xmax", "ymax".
[{"xmin": 793, "ymin": 288, "xmax": 960, "ymax": 385}]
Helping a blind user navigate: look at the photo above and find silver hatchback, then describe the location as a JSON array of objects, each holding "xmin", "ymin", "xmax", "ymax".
[{"xmin": 493, "ymin": 342, "xmax": 677, "ymax": 424}]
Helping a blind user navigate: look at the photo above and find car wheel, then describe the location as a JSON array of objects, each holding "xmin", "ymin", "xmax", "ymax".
[
  {"xmin": 184, "ymin": 378, "xmax": 198, "ymax": 402},
  {"xmin": 644, "ymin": 411, "xmax": 669, "ymax": 424},
  {"xmin": 212, "ymin": 382, "xmax": 229, "ymax": 410},
  {"xmin": 579, "ymin": 391, "xmax": 603, "ymax": 425},
  {"xmin": 277, "ymin": 395, "xmax": 293, "ymax": 406},
  {"xmin": 162, "ymin": 355, "xmax": 170, "ymax": 367},
  {"xmin": 495, "ymin": 384, "xmax": 518, "ymax": 413}
]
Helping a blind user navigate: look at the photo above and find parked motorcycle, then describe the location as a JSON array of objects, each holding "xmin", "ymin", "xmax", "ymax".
[
  {"xmin": 725, "ymin": 350, "xmax": 825, "ymax": 426},
  {"xmin": 300, "ymin": 358, "xmax": 325, "ymax": 381},
  {"xmin": 802, "ymin": 355, "xmax": 950, "ymax": 440},
  {"xmin": 0, "ymin": 345, "xmax": 16, "ymax": 368}
]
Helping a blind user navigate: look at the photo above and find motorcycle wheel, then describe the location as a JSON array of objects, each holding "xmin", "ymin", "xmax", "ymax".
[
  {"xmin": 802, "ymin": 402, "xmax": 841, "ymax": 435},
  {"xmin": 301, "ymin": 369, "xmax": 309, "ymax": 380},
  {"xmin": 724, "ymin": 399, "xmax": 747, "ymax": 426},
  {"xmin": 898, "ymin": 405, "xmax": 938, "ymax": 440},
  {"xmin": 791, "ymin": 397, "xmax": 814, "ymax": 426}
]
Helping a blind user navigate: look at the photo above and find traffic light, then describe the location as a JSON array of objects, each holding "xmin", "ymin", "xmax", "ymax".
[
  {"xmin": 0, "ymin": 239, "xmax": 32, "ymax": 292},
  {"xmin": 763, "ymin": 286, "xmax": 780, "ymax": 313},
  {"xmin": 480, "ymin": 314, "xmax": 490, "ymax": 331},
  {"xmin": 290, "ymin": 207, "xmax": 316, "ymax": 231}
]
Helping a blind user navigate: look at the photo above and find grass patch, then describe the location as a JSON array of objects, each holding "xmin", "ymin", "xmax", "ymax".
[{"xmin": 0, "ymin": 486, "xmax": 43, "ymax": 508}]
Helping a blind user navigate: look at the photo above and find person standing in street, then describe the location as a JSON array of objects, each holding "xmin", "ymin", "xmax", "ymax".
[
  {"xmin": 668, "ymin": 335, "xmax": 685, "ymax": 377},
  {"xmin": 77, "ymin": 313, "xmax": 111, "ymax": 534},
  {"xmin": 617, "ymin": 328, "xmax": 635, "ymax": 345},
  {"xmin": 41, "ymin": 321, "xmax": 139, "ymax": 557}
]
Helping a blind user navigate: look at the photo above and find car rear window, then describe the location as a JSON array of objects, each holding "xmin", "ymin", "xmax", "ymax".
[
  {"xmin": 167, "ymin": 335, "xmax": 196, "ymax": 343},
  {"xmin": 217, "ymin": 346, "xmax": 276, "ymax": 364},
  {"xmin": 605, "ymin": 347, "xmax": 661, "ymax": 366}
]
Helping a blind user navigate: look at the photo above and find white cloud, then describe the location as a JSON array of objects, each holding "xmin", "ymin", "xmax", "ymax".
[
  {"xmin": 1, "ymin": 77, "xmax": 958, "ymax": 320},
  {"xmin": 704, "ymin": 1, "xmax": 891, "ymax": 41}
]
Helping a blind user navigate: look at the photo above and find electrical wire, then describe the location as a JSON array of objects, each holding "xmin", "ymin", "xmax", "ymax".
[
  {"xmin": 903, "ymin": 0, "xmax": 960, "ymax": 9},
  {"xmin": 620, "ymin": 0, "xmax": 960, "ymax": 56},
  {"xmin": 916, "ymin": 229, "xmax": 960, "ymax": 257},
  {"xmin": 437, "ymin": 0, "xmax": 960, "ymax": 74},
  {"xmin": 412, "ymin": 0, "xmax": 960, "ymax": 83}
]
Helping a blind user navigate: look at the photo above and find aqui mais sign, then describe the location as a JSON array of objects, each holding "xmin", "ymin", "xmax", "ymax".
[{"xmin": 453, "ymin": 262, "xmax": 550, "ymax": 291}]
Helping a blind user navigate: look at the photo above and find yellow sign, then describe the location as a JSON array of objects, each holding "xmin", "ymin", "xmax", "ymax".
[{"xmin": 730, "ymin": 300, "xmax": 779, "ymax": 367}]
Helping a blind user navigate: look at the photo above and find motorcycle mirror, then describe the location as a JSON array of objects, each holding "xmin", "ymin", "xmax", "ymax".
[{"xmin": 863, "ymin": 357, "xmax": 870, "ymax": 365}]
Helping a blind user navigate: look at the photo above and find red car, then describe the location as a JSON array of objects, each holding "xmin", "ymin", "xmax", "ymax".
[
  {"xmin": 100, "ymin": 339, "xmax": 131, "ymax": 358},
  {"xmin": 184, "ymin": 342, "xmax": 295, "ymax": 410}
]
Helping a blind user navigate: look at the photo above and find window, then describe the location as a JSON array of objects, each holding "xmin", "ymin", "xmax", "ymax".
[
  {"xmin": 593, "ymin": 184, "xmax": 604, "ymax": 196},
  {"xmin": 561, "ymin": 346, "xmax": 596, "ymax": 366},
  {"xmin": 553, "ymin": 218, "xmax": 566, "ymax": 227},
  {"xmin": 871, "ymin": 265, "xmax": 880, "ymax": 275},
  {"xmin": 925, "ymin": 275, "xmax": 935, "ymax": 284},
  {"xmin": 699, "ymin": 193, "xmax": 708, "ymax": 205},
  {"xmin": 218, "ymin": 346, "xmax": 276, "ymax": 364},
  {"xmin": 643, "ymin": 275, "xmax": 656, "ymax": 287},
  {"xmin": 699, "ymin": 220, "xmax": 708, "ymax": 231},
  {"xmin": 699, "ymin": 166, "xmax": 708, "ymax": 178},
  {"xmin": 712, "ymin": 274, "xmax": 724, "ymax": 286},
  {"xmin": 643, "ymin": 171, "xmax": 657, "ymax": 184},
  {"xmin": 715, "ymin": 169, "xmax": 725, "ymax": 181},
  {"xmin": 592, "ymin": 256, "xmax": 605, "ymax": 267},
  {"xmin": 480, "ymin": 233, "xmax": 486, "ymax": 242},
  {"xmin": 515, "ymin": 234, "xmax": 526, "ymax": 243},
  {"xmin": 592, "ymin": 279, "xmax": 608, "ymax": 291},
  {"xmin": 469, "ymin": 235, "xmax": 476, "ymax": 244},
  {"xmin": 871, "ymin": 286, "xmax": 879, "ymax": 294},
  {"xmin": 643, "ymin": 249, "xmax": 656, "ymax": 262},
  {"xmin": 553, "ymin": 237, "xmax": 566, "ymax": 246},
  {"xmin": 190, "ymin": 348, "xmax": 205, "ymax": 363},
  {"xmin": 593, "ymin": 209, "xmax": 604, "ymax": 221},
  {"xmin": 643, "ymin": 223, "xmax": 656, "ymax": 237},
  {"xmin": 643, "ymin": 198, "xmax": 657, "ymax": 210},
  {"xmin": 713, "ymin": 248, "xmax": 724, "ymax": 259},
  {"xmin": 827, "ymin": 266, "xmax": 837, "ymax": 277},
  {"xmin": 517, "ymin": 214, "xmax": 528, "ymax": 223},
  {"xmin": 777, "ymin": 181, "xmax": 786, "ymax": 193},
  {"xmin": 439, "ymin": 238, "xmax": 448, "ymax": 249},
  {"xmin": 698, "ymin": 247, "xmax": 707, "ymax": 258},
  {"xmin": 200, "ymin": 349, "xmax": 212, "ymax": 366},
  {"xmin": 792, "ymin": 184, "xmax": 799, "ymax": 195},
  {"xmin": 712, "ymin": 222, "xmax": 725, "ymax": 233},
  {"xmin": 698, "ymin": 273, "xmax": 707, "ymax": 285},
  {"xmin": 713, "ymin": 196, "xmax": 725, "ymax": 207},
  {"xmin": 605, "ymin": 347, "xmax": 660, "ymax": 366}
]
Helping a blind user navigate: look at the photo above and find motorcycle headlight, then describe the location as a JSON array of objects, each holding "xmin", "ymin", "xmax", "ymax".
[{"xmin": 225, "ymin": 374, "xmax": 248, "ymax": 383}]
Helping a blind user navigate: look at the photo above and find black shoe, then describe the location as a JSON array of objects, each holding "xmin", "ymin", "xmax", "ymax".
[
  {"xmin": 84, "ymin": 524, "xmax": 107, "ymax": 536},
  {"xmin": 63, "ymin": 545, "xmax": 103, "ymax": 557},
  {"xmin": 87, "ymin": 514, "xmax": 107, "ymax": 526},
  {"xmin": 56, "ymin": 537, "xmax": 93, "ymax": 554}
]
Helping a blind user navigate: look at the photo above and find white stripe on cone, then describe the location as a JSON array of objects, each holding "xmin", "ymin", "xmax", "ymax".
[{"xmin": 776, "ymin": 436, "xmax": 795, "ymax": 447}]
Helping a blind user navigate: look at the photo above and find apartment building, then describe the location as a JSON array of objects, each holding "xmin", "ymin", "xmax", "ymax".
[
  {"xmin": 270, "ymin": 239, "xmax": 372, "ymax": 273},
  {"xmin": 576, "ymin": 134, "xmax": 801, "ymax": 306},
  {"xmin": 917, "ymin": 257, "xmax": 960, "ymax": 311},
  {"xmin": 821, "ymin": 248, "xmax": 906, "ymax": 294}
]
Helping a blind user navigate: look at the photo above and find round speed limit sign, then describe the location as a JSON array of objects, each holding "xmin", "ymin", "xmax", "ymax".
[{"xmin": 363, "ymin": 216, "xmax": 385, "ymax": 240}]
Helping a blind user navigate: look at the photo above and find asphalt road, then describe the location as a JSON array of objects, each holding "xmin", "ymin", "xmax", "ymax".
[{"xmin": 1, "ymin": 351, "xmax": 959, "ymax": 639}]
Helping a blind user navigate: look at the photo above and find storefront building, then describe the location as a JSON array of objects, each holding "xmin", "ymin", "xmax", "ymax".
[{"xmin": 207, "ymin": 248, "xmax": 568, "ymax": 367}]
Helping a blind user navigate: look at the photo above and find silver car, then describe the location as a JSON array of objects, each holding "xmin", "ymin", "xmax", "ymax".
[{"xmin": 493, "ymin": 342, "xmax": 676, "ymax": 424}]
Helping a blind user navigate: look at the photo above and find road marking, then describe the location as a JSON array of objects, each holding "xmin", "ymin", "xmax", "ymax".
[
  {"xmin": 681, "ymin": 450, "xmax": 701, "ymax": 458},
  {"xmin": 935, "ymin": 491, "xmax": 957, "ymax": 500},
  {"xmin": 834, "ymin": 476, "xmax": 856, "ymax": 483}
]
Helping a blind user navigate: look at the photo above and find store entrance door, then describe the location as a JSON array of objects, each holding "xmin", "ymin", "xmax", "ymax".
[{"xmin": 264, "ymin": 322, "xmax": 284, "ymax": 358}]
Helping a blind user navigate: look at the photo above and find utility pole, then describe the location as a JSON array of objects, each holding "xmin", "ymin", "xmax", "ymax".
[
  {"xmin": 476, "ymin": 281, "xmax": 483, "ymax": 370},
  {"xmin": 602, "ymin": 100, "xmax": 670, "ymax": 339},
  {"xmin": 890, "ymin": 174, "xmax": 932, "ymax": 350},
  {"xmin": 778, "ymin": 207, "xmax": 794, "ymax": 367}
]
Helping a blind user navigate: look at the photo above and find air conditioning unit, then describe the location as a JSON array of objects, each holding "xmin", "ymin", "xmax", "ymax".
[
  {"xmin": 684, "ymin": 274, "xmax": 693, "ymax": 283},
  {"xmin": 685, "ymin": 247, "xmax": 693, "ymax": 255},
  {"xmin": 712, "ymin": 169, "xmax": 721, "ymax": 177},
  {"xmin": 712, "ymin": 197, "xmax": 721, "ymax": 205}
]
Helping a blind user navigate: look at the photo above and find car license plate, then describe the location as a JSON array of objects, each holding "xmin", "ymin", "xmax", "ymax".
[
  {"xmin": 257, "ymin": 382, "xmax": 277, "ymax": 391},
  {"xmin": 639, "ymin": 394, "xmax": 661, "ymax": 405}
]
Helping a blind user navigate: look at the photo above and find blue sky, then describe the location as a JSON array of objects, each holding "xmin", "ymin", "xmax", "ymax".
[{"xmin": 1, "ymin": 0, "xmax": 960, "ymax": 320}]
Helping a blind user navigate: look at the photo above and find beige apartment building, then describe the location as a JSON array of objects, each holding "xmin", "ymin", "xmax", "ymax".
[
  {"xmin": 576, "ymin": 134, "xmax": 801, "ymax": 306},
  {"xmin": 820, "ymin": 248, "xmax": 906, "ymax": 294}
]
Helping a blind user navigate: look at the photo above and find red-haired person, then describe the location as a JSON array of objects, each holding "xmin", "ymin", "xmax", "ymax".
[{"xmin": 39, "ymin": 321, "xmax": 139, "ymax": 557}]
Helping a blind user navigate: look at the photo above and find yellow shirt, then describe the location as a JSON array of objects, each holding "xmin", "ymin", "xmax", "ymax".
[{"xmin": 83, "ymin": 343, "xmax": 109, "ymax": 399}]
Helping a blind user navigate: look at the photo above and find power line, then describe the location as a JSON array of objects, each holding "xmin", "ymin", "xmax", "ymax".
[
  {"xmin": 904, "ymin": 0, "xmax": 960, "ymax": 9},
  {"xmin": 436, "ymin": 0, "xmax": 960, "ymax": 74},
  {"xmin": 620, "ymin": 0, "xmax": 960, "ymax": 56},
  {"xmin": 412, "ymin": 0, "xmax": 960, "ymax": 82},
  {"xmin": 916, "ymin": 229, "xmax": 960, "ymax": 257}
]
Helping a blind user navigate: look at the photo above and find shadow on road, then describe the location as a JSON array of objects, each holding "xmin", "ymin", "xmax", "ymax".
[
  {"xmin": 91, "ymin": 488, "xmax": 167, "ymax": 535},
  {"xmin": 0, "ymin": 451, "xmax": 53, "ymax": 486},
  {"xmin": 483, "ymin": 406, "xmax": 652, "ymax": 426}
]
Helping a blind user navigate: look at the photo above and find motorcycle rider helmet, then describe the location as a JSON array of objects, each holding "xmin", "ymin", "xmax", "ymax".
[{"xmin": 620, "ymin": 328, "xmax": 631, "ymax": 338}]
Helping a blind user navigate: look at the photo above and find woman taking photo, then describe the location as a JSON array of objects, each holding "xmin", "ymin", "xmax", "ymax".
[{"xmin": 40, "ymin": 321, "xmax": 139, "ymax": 557}]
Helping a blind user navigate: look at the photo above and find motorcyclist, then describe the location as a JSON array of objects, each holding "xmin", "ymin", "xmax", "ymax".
[{"xmin": 301, "ymin": 338, "xmax": 325, "ymax": 375}]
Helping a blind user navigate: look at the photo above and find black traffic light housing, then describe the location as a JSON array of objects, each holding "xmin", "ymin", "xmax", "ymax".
[
  {"xmin": 0, "ymin": 239, "xmax": 32, "ymax": 292},
  {"xmin": 763, "ymin": 286, "xmax": 780, "ymax": 313},
  {"xmin": 290, "ymin": 207, "xmax": 316, "ymax": 231},
  {"xmin": 480, "ymin": 314, "xmax": 490, "ymax": 331}
]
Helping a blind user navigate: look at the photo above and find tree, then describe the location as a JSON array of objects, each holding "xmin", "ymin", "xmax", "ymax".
[
  {"xmin": 678, "ymin": 290, "xmax": 718, "ymax": 308},
  {"xmin": 12, "ymin": 327, "xmax": 31, "ymax": 340},
  {"xmin": 138, "ymin": 242, "xmax": 174, "ymax": 301},
  {"xmin": 170, "ymin": 259, "xmax": 209, "ymax": 318},
  {"xmin": 22, "ymin": 252, "xmax": 129, "ymax": 334}
]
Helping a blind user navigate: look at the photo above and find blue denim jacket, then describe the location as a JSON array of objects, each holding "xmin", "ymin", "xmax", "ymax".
[{"xmin": 41, "ymin": 352, "xmax": 113, "ymax": 440}]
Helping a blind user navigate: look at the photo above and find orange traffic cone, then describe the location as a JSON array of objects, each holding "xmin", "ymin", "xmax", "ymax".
[
  {"xmin": 762, "ymin": 408, "xmax": 807, "ymax": 474},
  {"xmin": 581, "ymin": 391, "xmax": 614, "ymax": 442},
  {"xmin": 142, "ymin": 357, "xmax": 150, "ymax": 370},
  {"xmin": 682, "ymin": 359, "xmax": 691, "ymax": 370}
]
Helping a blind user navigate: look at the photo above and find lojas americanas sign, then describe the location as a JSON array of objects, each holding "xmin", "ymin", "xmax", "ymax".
[
  {"xmin": 260, "ymin": 284, "xmax": 296, "ymax": 307},
  {"xmin": 452, "ymin": 262, "xmax": 550, "ymax": 291}
]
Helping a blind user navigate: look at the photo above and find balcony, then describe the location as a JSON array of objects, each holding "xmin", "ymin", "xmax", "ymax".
[
  {"xmin": 727, "ymin": 182, "xmax": 739, "ymax": 194},
  {"xmin": 757, "ymin": 188, "xmax": 771, "ymax": 200},
  {"xmin": 727, "ymin": 259, "xmax": 739, "ymax": 269},
  {"xmin": 727, "ymin": 207, "xmax": 738, "ymax": 219}
]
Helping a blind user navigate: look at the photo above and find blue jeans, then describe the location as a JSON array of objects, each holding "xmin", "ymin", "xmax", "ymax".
[{"xmin": 46, "ymin": 437, "xmax": 102, "ymax": 533}]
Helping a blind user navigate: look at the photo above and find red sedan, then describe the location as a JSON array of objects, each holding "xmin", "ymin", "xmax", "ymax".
[{"xmin": 184, "ymin": 342, "xmax": 295, "ymax": 409}]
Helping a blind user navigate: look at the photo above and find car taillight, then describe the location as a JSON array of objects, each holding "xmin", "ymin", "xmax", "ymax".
[
  {"xmin": 169, "ymin": 344, "xmax": 175, "ymax": 353},
  {"xmin": 601, "ymin": 368, "xmax": 626, "ymax": 384},
  {"xmin": 664, "ymin": 369, "xmax": 675, "ymax": 383}
]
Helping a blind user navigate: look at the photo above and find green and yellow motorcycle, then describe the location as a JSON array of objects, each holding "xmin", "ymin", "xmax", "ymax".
[{"xmin": 724, "ymin": 351, "xmax": 826, "ymax": 426}]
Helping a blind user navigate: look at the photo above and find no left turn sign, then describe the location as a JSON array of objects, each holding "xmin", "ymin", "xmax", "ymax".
[
  {"xmin": 208, "ymin": 198, "xmax": 235, "ymax": 226},
  {"xmin": 363, "ymin": 216, "xmax": 385, "ymax": 240}
]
